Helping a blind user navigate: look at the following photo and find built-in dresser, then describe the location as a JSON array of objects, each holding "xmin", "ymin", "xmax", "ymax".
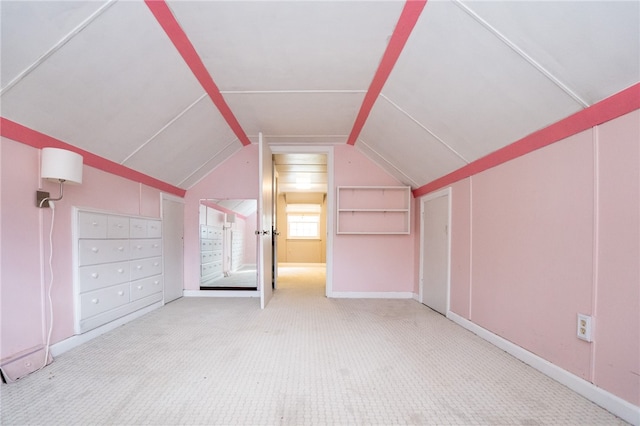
[{"xmin": 75, "ymin": 210, "xmax": 163, "ymax": 334}]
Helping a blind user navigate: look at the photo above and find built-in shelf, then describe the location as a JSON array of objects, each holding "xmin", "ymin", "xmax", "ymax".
[{"xmin": 336, "ymin": 186, "xmax": 411, "ymax": 234}]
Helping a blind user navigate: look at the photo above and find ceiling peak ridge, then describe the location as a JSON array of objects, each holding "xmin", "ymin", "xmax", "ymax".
[
  {"xmin": 356, "ymin": 139, "xmax": 420, "ymax": 188},
  {"xmin": 121, "ymin": 92, "xmax": 209, "ymax": 166},
  {"xmin": 0, "ymin": 0, "xmax": 117, "ymax": 96},
  {"xmin": 452, "ymin": 0, "xmax": 589, "ymax": 108},
  {"xmin": 379, "ymin": 93, "xmax": 469, "ymax": 164}
]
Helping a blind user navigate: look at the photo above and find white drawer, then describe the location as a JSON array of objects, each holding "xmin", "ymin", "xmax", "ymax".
[
  {"xmin": 78, "ymin": 261, "xmax": 130, "ymax": 292},
  {"xmin": 130, "ymin": 256, "xmax": 162, "ymax": 281},
  {"xmin": 78, "ymin": 240, "xmax": 129, "ymax": 266},
  {"xmin": 80, "ymin": 283, "xmax": 130, "ymax": 319},
  {"xmin": 130, "ymin": 239, "xmax": 162, "ymax": 259},
  {"xmin": 147, "ymin": 220, "xmax": 161, "ymax": 238},
  {"xmin": 129, "ymin": 218, "xmax": 148, "ymax": 238},
  {"xmin": 130, "ymin": 275, "xmax": 163, "ymax": 301},
  {"xmin": 107, "ymin": 216, "xmax": 129, "ymax": 238},
  {"xmin": 201, "ymin": 251, "xmax": 214, "ymax": 264},
  {"xmin": 78, "ymin": 212, "xmax": 107, "ymax": 239},
  {"xmin": 201, "ymin": 262, "xmax": 215, "ymax": 277},
  {"xmin": 201, "ymin": 239, "xmax": 213, "ymax": 251},
  {"xmin": 130, "ymin": 218, "xmax": 162, "ymax": 238},
  {"xmin": 200, "ymin": 225, "xmax": 208, "ymax": 239}
]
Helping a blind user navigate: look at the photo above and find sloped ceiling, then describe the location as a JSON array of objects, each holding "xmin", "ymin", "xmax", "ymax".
[{"xmin": 1, "ymin": 1, "xmax": 638, "ymax": 192}]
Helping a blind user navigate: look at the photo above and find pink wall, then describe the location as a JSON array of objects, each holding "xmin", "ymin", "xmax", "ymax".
[
  {"xmin": 593, "ymin": 111, "xmax": 639, "ymax": 405},
  {"xmin": 183, "ymin": 145, "xmax": 259, "ymax": 290},
  {"xmin": 449, "ymin": 178, "xmax": 471, "ymax": 317},
  {"xmin": 333, "ymin": 145, "xmax": 414, "ymax": 293},
  {"xmin": 444, "ymin": 110, "xmax": 639, "ymax": 405},
  {"xmin": 1, "ymin": 138, "xmax": 163, "ymax": 361}
]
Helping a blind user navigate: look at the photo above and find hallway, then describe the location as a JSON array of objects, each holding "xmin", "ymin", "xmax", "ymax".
[{"xmin": 1, "ymin": 266, "xmax": 625, "ymax": 425}]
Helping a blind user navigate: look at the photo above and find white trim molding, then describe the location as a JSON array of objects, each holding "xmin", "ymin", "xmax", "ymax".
[
  {"xmin": 448, "ymin": 311, "xmax": 640, "ymax": 425},
  {"xmin": 329, "ymin": 291, "xmax": 414, "ymax": 299}
]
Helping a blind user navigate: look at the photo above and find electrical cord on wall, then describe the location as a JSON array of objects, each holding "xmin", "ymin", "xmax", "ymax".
[{"xmin": 41, "ymin": 200, "xmax": 55, "ymax": 370}]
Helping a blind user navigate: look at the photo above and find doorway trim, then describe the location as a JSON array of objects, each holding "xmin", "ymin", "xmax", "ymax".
[
  {"xmin": 270, "ymin": 145, "xmax": 334, "ymax": 297},
  {"xmin": 419, "ymin": 187, "xmax": 452, "ymax": 315}
]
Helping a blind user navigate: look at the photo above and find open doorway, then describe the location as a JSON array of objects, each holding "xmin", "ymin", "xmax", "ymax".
[{"xmin": 272, "ymin": 150, "xmax": 331, "ymax": 296}]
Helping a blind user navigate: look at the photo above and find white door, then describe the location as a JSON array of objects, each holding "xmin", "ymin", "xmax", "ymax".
[
  {"xmin": 420, "ymin": 190, "xmax": 450, "ymax": 315},
  {"xmin": 258, "ymin": 132, "xmax": 274, "ymax": 309},
  {"xmin": 272, "ymin": 166, "xmax": 279, "ymax": 289},
  {"xmin": 162, "ymin": 195, "xmax": 184, "ymax": 303}
]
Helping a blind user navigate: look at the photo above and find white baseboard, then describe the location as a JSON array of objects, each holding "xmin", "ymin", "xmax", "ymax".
[
  {"xmin": 328, "ymin": 291, "xmax": 414, "ymax": 299},
  {"xmin": 412, "ymin": 293, "xmax": 420, "ymax": 302},
  {"xmin": 51, "ymin": 301, "xmax": 163, "ymax": 357},
  {"xmin": 183, "ymin": 290, "xmax": 259, "ymax": 298},
  {"xmin": 447, "ymin": 311, "xmax": 640, "ymax": 426}
]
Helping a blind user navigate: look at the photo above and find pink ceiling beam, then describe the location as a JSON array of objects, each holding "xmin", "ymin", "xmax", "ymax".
[
  {"xmin": 1, "ymin": 117, "xmax": 186, "ymax": 197},
  {"xmin": 347, "ymin": 0, "xmax": 427, "ymax": 146},
  {"xmin": 413, "ymin": 83, "xmax": 640, "ymax": 198},
  {"xmin": 145, "ymin": 0, "xmax": 251, "ymax": 146}
]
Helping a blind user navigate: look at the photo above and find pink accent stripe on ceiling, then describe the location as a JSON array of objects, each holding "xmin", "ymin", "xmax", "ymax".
[
  {"xmin": 0, "ymin": 117, "xmax": 186, "ymax": 198},
  {"xmin": 347, "ymin": 0, "xmax": 427, "ymax": 146},
  {"xmin": 145, "ymin": 0, "xmax": 251, "ymax": 147},
  {"xmin": 201, "ymin": 200, "xmax": 248, "ymax": 221},
  {"xmin": 413, "ymin": 83, "xmax": 640, "ymax": 198}
]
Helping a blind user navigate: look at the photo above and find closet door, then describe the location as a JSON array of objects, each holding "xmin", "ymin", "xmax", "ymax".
[
  {"xmin": 420, "ymin": 190, "xmax": 450, "ymax": 316},
  {"xmin": 162, "ymin": 195, "xmax": 184, "ymax": 303}
]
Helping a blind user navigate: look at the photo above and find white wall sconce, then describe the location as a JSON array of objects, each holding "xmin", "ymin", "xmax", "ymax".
[
  {"xmin": 36, "ymin": 147, "xmax": 83, "ymax": 208},
  {"xmin": 223, "ymin": 213, "xmax": 236, "ymax": 229}
]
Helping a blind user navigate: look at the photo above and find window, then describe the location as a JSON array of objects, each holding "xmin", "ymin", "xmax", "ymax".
[{"xmin": 286, "ymin": 204, "xmax": 321, "ymax": 239}]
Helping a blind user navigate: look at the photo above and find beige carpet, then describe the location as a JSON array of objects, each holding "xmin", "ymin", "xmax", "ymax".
[{"xmin": 0, "ymin": 264, "xmax": 626, "ymax": 425}]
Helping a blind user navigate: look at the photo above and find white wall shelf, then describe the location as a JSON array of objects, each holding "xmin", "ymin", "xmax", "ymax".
[{"xmin": 336, "ymin": 186, "xmax": 411, "ymax": 234}]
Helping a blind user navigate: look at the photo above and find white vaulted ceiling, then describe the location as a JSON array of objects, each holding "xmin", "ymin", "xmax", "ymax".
[{"xmin": 1, "ymin": 1, "xmax": 638, "ymax": 191}]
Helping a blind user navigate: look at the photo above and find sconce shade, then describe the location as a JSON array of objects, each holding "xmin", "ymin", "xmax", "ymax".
[{"xmin": 41, "ymin": 148, "xmax": 83, "ymax": 184}]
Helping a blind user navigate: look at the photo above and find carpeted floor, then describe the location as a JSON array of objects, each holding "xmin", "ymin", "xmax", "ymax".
[{"xmin": 0, "ymin": 264, "xmax": 626, "ymax": 425}]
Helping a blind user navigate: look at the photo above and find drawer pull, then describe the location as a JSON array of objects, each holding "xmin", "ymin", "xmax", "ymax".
[
  {"xmin": 136, "ymin": 245, "xmax": 143, "ymax": 250},
  {"xmin": 117, "ymin": 268, "xmax": 124, "ymax": 273},
  {"xmin": 153, "ymin": 262, "xmax": 159, "ymax": 267},
  {"xmin": 117, "ymin": 246, "xmax": 125, "ymax": 252},
  {"xmin": 116, "ymin": 224, "xmax": 123, "ymax": 229},
  {"xmin": 92, "ymin": 222, "xmax": 99, "ymax": 227},
  {"xmin": 154, "ymin": 280, "xmax": 160, "ymax": 285},
  {"xmin": 153, "ymin": 244, "xmax": 159, "ymax": 248},
  {"xmin": 91, "ymin": 298, "xmax": 99, "ymax": 304},
  {"xmin": 136, "ymin": 265, "xmax": 143, "ymax": 270},
  {"xmin": 117, "ymin": 291, "xmax": 125, "ymax": 296},
  {"xmin": 91, "ymin": 272, "xmax": 99, "ymax": 279},
  {"xmin": 137, "ymin": 285, "xmax": 143, "ymax": 290},
  {"xmin": 91, "ymin": 247, "xmax": 99, "ymax": 253}
]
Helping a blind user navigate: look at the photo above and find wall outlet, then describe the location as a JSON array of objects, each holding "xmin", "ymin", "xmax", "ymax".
[{"xmin": 577, "ymin": 314, "xmax": 593, "ymax": 342}]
